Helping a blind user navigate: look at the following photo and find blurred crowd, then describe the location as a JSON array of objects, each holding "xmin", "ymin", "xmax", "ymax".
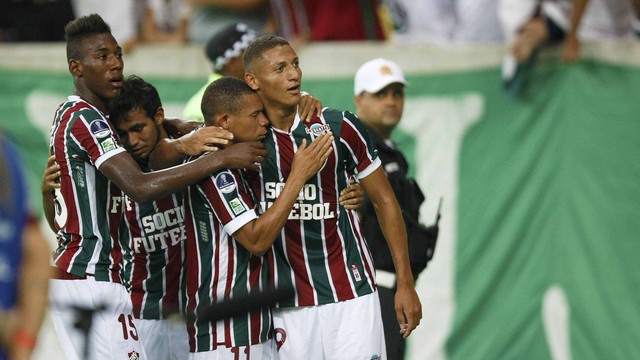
[{"xmin": 1, "ymin": 0, "xmax": 639, "ymax": 49}]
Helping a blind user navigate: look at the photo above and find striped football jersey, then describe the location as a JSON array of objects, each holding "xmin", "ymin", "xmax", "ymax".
[
  {"xmin": 249, "ymin": 108, "xmax": 381, "ymax": 307},
  {"xmin": 119, "ymin": 177, "xmax": 186, "ymax": 320},
  {"xmin": 49, "ymin": 96, "xmax": 127, "ymax": 282},
  {"xmin": 183, "ymin": 164, "xmax": 272, "ymax": 352}
]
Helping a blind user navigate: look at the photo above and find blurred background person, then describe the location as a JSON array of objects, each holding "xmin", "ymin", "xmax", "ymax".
[
  {"xmin": 125, "ymin": 0, "xmax": 190, "ymax": 51},
  {"xmin": 0, "ymin": 132, "xmax": 50, "ymax": 360},
  {"xmin": 183, "ymin": 22, "xmax": 258, "ymax": 122},
  {"xmin": 353, "ymin": 58, "xmax": 436, "ymax": 360}
]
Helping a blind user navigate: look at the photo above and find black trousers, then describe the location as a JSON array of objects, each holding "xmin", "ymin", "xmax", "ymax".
[{"xmin": 378, "ymin": 285, "xmax": 406, "ymax": 360}]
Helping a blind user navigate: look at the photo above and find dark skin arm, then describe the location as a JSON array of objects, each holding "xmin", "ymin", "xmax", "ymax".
[
  {"xmin": 41, "ymin": 155, "xmax": 60, "ymax": 232},
  {"xmin": 102, "ymin": 141, "xmax": 266, "ymax": 204},
  {"xmin": 233, "ymin": 133, "xmax": 333, "ymax": 255},
  {"xmin": 360, "ymin": 167, "xmax": 422, "ymax": 338}
]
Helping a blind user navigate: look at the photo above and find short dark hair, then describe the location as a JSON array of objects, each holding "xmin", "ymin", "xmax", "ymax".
[
  {"xmin": 64, "ymin": 13, "xmax": 112, "ymax": 61},
  {"xmin": 243, "ymin": 34, "xmax": 290, "ymax": 72},
  {"xmin": 201, "ymin": 77, "xmax": 256, "ymax": 126},
  {"xmin": 109, "ymin": 75, "xmax": 162, "ymax": 125}
]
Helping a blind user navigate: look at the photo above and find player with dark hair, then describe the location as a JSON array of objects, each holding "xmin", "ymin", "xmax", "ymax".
[
  {"xmin": 107, "ymin": 75, "xmax": 192, "ymax": 360},
  {"xmin": 48, "ymin": 14, "xmax": 266, "ymax": 359},
  {"xmin": 182, "ymin": 76, "xmax": 333, "ymax": 358},
  {"xmin": 242, "ymin": 35, "xmax": 422, "ymax": 359}
]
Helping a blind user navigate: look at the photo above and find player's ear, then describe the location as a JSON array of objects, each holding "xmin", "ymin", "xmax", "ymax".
[
  {"xmin": 69, "ymin": 59, "xmax": 81, "ymax": 77},
  {"xmin": 154, "ymin": 107, "xmax": 165, "ymax": 126},
  {"xmin": 218, "ymin": 114, "xmax": 230, "ymax": 130},
  {"xmin": 245, "ymin": 72, "xmax": 259, "ymax": 91}
]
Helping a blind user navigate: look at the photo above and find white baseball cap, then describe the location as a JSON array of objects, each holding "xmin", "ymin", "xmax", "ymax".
[{"xmin": 354, "ymin": 58, "xmax": 407, "ymax": 96}]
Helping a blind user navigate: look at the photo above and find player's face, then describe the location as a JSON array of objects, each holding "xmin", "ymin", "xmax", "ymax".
[
  {"xmin": 226, "ymin": 93, "xmax": 269, "ymax": 143},
  {"xmin": 251, "ymin": 45, "xmax": 302, "ymax": 109},
  {"xmin": 114, "ymin": 108, "xmax": 162, "ymax": 164},
  {"xmin": 355, "ymin": 83, "xmax": 405, "ymax": 134},
  {"xmin": 73, "ymin": 33, "xmax": 124, "ymax": 101}
]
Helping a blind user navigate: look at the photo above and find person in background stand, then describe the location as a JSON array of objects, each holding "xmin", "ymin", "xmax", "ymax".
[
  {"xmin": 353, "ymin": 58, "xmax": 437, "ymax": 360},
  {"xmin": 183, "ymin": 22, "xmax": 258, "ymax": 122},
  {"xmin": 0, "ymin": 133, "xmax": 50, "ymax": 360}
]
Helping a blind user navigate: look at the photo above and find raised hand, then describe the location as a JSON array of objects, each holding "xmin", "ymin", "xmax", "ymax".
[
  {"xmin": 215, "ymin": 141, "xmax": 268, "ymax": 172},
  {"xmin": 176, "ymin": 126, "xmax": 234, "ymax": 156},
  {"xmin": 290, "ymin": 133, "xmax": 333, "ymax": 180},
  {"xmin": 299, "ymin": 92, "xmax": 323, "ymax": 123}
]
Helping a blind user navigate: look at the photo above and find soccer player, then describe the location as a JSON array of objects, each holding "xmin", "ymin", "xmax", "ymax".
[
  {"xmin": 48, "ymin": 14, "xmax": 265, "ymax": 360},
  {"xmin": 182, "ymin": 76, "xmax": 333, "ymax": 359},
  {"xmin": 242, "ymin": 35, "xmax": 422, "ymax": 359}
]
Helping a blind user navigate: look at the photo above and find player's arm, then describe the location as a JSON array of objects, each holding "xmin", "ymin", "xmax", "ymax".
[
  {"xmin": 233, "ymin": 133, "xmax": 333, "ymax": 256},
  {"xmin": 100, "ymin": 141, "xmax": 267, "ymax": 204},
  {"xmin": 151, "ymin": 119, "xmax": 235, "ymax": 169},
  {"xmin": 10, "ymin": 218, "xmax": 51, "ymax": 360},
  {"xmin": 360, "ymin": 167, "xmax": 422, "ymax": 338},
  {"xmin": 562, "ymin": 0, "xmax": 589, "ymax": 62},
  {"xmin": 41, "ymin": 155, "xmax": 60, "ymax": 232}
]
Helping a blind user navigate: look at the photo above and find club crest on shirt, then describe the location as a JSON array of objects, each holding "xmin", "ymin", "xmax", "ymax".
[
  {"xmin": 127, "ymin": 351, "xmax": 140, "ymax": 360},
  {"xmin": 305, "ymin": 123, "xmax": 331, "ymax": 136},
  {"xmin": 89, "ymin": 119, "xmax": 111, "ymax": 138},
  {"xmin": 215, "ymin": 171, "xmax": 236, "ymax": 194}
]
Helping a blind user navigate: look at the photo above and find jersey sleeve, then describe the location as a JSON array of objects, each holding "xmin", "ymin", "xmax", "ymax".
[
  {"xmin": 70, "ymin": 109, "xmax": 125, "ymax": 169},
  {"xmin": 196, "ymin": 170, "xmax": 258, "ymax": 235},
  {"xmin": 338, "ymin": 110, "xmax": 381, "ymax": 180}
]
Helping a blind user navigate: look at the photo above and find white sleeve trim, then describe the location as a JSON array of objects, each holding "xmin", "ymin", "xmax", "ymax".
[
  {"xmin": 355, "ymin": 157, "xmax": 382, "ymax": 180},
  {"xmin": 223, "ymin": 209, "xmax": 258, "ymax": 236},
  {"xmin": 95, "ymin": 147, "xmax": 126, "ymax": 169}
]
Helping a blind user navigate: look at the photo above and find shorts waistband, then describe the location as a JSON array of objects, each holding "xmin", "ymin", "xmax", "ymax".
[{"xmin": 51, "ymin": 266, "xmax": 90, "ymax": 280}]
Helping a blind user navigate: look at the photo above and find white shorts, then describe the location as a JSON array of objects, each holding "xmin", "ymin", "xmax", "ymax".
[
  {"xmin": 187, "ymin": 338, "xmax": 276, "ymax": 360},
  {"xmin": 272, "ymin": 292, "xmax": 386, "ymax": 360},
  {"xmin": 136, "ymin": 317, "xmax": 189, "ymax": 360},
  {"xmin": 49, "ymin": 278, "xmax": 147, "ymax": 360}
]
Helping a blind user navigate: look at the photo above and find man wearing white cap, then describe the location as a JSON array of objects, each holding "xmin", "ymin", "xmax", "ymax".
[{"xmin": 354, "ymin": 58, "xmax": 435, "ymax": 360}]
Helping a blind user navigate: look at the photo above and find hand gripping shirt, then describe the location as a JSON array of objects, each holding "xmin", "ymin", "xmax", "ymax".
[
  {"xmin": 249, "ymin": 108, "xmax": 381, "ymax": 307},
  {"xmin": 183, "ymin": 163, "xmax": 272, "ymax": 351},
  {"xmin": 49, "ymin": 95, "xmax": 127, "ymax": 282}
]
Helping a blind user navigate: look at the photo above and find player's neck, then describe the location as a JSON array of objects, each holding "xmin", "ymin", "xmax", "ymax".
[{"xmin": 265, "ymin": 104, "xmax": 297, "ymax": 132}]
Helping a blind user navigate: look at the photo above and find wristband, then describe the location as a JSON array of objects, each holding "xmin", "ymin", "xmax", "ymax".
[{"xmin": 12, "ymin": 330, "xmax": 37, "ymax": 350}]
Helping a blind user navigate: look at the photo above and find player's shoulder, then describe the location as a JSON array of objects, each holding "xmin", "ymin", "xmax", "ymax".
[{"xmin": 320, "ymin": 107, "xmax": 358, "ymax": 124}]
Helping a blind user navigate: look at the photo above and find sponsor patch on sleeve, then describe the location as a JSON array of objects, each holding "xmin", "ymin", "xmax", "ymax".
[
  {"xmin": 100, "ymin": 138, "xmax": 116, "ymax": 152},
  {"xmin": 229, "ymin": 198, "xmax": 246, "ymax": 215}
]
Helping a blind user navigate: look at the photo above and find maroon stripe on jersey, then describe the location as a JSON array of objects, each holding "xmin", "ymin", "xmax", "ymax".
[
  {"xmin": 341, "ymin": 118, "xmax": 376, "ymax": 173},
  {"xmin": 349, "ymin": 209, "xmax": 377, "ymax": 288},
  {"xmin": 275, "ymin": 131, "xmax": 315, "ymax": 305},
  {"xmin": 319, "ymin": 145, "xmax": 354, "ymax": 301},
  {"xmin": 183, "ymin": 194, "xmax": 201, "ymax": 352},
  {"xmin": 249, "ymin": 256, "xmax": 261, "ymax": 344},
  {"xmin": 223, "ymin": 237, "xmax": 235, "ymax": 347},
  {"xmin": 52, "ymin": 102, "xmax": 87, "ymax": 271}
]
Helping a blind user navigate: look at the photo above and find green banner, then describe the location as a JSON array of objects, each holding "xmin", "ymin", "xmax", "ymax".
[{"xmin": 1, "ymin": 60, "xmax": 639, "ymax": 360}]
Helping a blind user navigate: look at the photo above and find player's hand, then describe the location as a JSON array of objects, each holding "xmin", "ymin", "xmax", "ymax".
[
  {"xmin": 339, "ymin": 179, "xmax": 364, "ymax": 210},
  {"xmin": 561, "ymin": 34, "xmax": 580, "ymax": 63},
  {"xmin": 41, "ymin": 155, "xmax": 60, "ymax": 194},
  {"xmin": 216, "ymin": 141, "xmax": 267, "ymax": 172},
  {"xmin": 299, "ymin": 91, "xmax": 323, "ymax": 123},
  {"xmin": 162, "ymin": 117, "xmax": 199, "ymax": 137},
  {"xmin": 176, "ymin": 126, "xmax": 234, "ymax": 156},
  {"xmin": 395, "ymin": 285, "xmax": 422, "ymax": 338},
  {"xmin": 290, "ymin": 133, "xmax": 333, "ymax": 180}
]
